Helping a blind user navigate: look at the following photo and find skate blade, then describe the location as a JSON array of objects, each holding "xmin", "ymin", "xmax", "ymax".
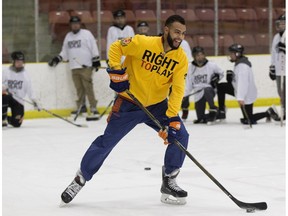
[
  {"xmin": 161, "ymin": 193, "xmax": 186, "ymax": 205},
  {"xmin": 70, "ymin": 113, "xmax": 87, "ymax": 119},
  {"xmin": 274, "ymin": 121, "xmax": 286, "ymax": 126},
  {"xmin": 272, "ymin": 104, "xmax": 280, "ymax": 115},
  {"xmin": 207, "ymin": 119, "xmax": 226, "ymax": 125},
  {"xmin": 243, "ymin": 125, "xmax": 252, "ymax": 129},
  {"xmin": 59, "ymin": 200, "xmax": 67, "ymax": 208},
  {"xmin": 207, "ymin": 121, "xmax": 215, "ymax": 125}
]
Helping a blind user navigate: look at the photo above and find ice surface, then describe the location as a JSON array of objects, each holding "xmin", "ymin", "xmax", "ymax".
[{"xmin": 2, "ymin": 107, "xmax": 285, "ymax": 216}]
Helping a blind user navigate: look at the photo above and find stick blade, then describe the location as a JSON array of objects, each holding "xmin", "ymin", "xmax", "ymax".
[
  {"xmin": 78, "ymin": 124, "xmax": 88, "ymax": 127},
  {"xmin": 234, "ymin": 198, "xmax": 267, "ymax": 211},
  {"xmin": 74, "ymin": 123, "xmax": 88, "ymax": 127}
]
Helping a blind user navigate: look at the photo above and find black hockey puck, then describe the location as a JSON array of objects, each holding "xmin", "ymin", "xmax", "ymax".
[
  {"xmin": 246, "ymin": 208, "xmax": 255, "ymax": 213},
  {"xmin": 144, "ymin": 167, "xmax": 151, "ymax": 170}
]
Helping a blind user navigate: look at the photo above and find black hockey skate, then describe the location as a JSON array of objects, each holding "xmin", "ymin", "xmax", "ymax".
[
  {"xmin": 86, "ymin": 108, "xmax": 100, "ymax": 121},
  {"xmin": 207, "ymin": 108, "xmax": 218, "ymax": 125},
  {"xmin": 216, "ymin": 109, "xmax": 226, "ymax": 121},
  {"xmin": 60, "ymin": 170, "xmax": 86, "ymax": 205},
  {"xmin": 240, "ymin": 118, "xmax": 257, "ymax": 125},
  {"xmin": 160, "ymin": 166, "xmax": 187, "ymax": 205},
  {"xmin": 71, "ymin": 105, "xmax": 87, "ymax": 115},
  {"xmin": 181, "ymin": 110, "xmax": 189, "ymax": 121},
  {"xmin": 267, "ymin": 107, "xmax": 280, "ymax": 121},
  {"xmin": 193, "ymin": 118, "xmax": 207, "ymax": 124},
  {"xmin": 2, "ymin": 119, "xmax": 8, "ymax": 127}
]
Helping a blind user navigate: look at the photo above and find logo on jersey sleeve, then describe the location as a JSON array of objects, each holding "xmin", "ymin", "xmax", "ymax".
[
  {"xmin": 141, "ymin": 50, "xmax": 180, "ymax": 78},
  {"xmin": 120, "ymin": 37, "xmax": 132, "ymax": 46}
]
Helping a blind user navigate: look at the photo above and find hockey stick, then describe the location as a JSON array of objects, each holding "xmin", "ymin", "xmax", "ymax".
[
  {"xmin": 41, "ymin": 107, "xmax": 88, "ymax": 127},
  {"xmin": 280, "ymin": 76, "xmax": 284, "ymax": 127},
  {"xmin": 126, "ymin": 89, "xmax": 267, "ymax": 212},
  {"xmin": 279, "ymin": 30, "xmax": 285, "ymax": 127},
  {"xmin": 13, "ymin": 94, "xmax": 88, "ymax": 128},
  {"xmin": 240, "ymin": 105, "xmax": 252, "ymax": 128},
  {"xmin": 73, "ymin": 96, "xmax": 86, "ymax": 122},
  {"xmin": 99, "ymin": 98, "xmax": 114, "ymax": 118},
  {"xmin": 74, "ymin": 103, "xmax": 85, "ymax": 121}
]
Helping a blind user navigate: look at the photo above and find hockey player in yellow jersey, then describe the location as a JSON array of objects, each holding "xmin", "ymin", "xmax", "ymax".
[
  {"xmin": 108, "ymin": 31, "xmax": 188, "ymax": 117},
  {"xmin": 61, "ymin": 15, "xmax": 190, "ymax": 205}
]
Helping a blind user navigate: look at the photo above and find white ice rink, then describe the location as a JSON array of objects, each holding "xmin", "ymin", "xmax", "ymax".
[{"xmin": 2, "ymin": 106, "xmax": 286, "ymax": 216}]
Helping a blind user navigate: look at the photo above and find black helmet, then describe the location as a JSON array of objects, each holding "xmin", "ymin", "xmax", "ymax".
[
  {"xmin": 192, "ymin": 46, "xmax": 205, "ymax": 56},
  {"xmin": 275, "ymin": 14, "xmax": 285, "ymax": 33},
  {"xmin": 11, "ymin": 51, "xmax": 25, "ymax": 61},
  {"xmin": 137, "ymin": 21, "xmax": 149, "ymax": 28},
  {"xmin": 276, "ymin": 14, "xmax": 285, "ymax": 22},
  {"xmin": 69, "ymin": 16, "xmax": 81, "ymax": 23},
  {"xmin": 113, "ymin": 9, "xmax": 125, "ymax": 18},
  {"xmin": 228, "ymin": 44, "xmax": 244, "ymax": 56}
]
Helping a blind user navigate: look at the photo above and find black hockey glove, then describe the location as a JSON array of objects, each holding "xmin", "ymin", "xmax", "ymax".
[
  {"xmin": 48, "ymin": 55, "xmax": 62, "ymax": 67},
  {"xmin": 226, "ymin": 70, "xmax": 234, "ymax": 83},
  {"xmin": 107, "ymin": 68, "xmax": 129, "ymax": 93},
  {"xmin": 269, "ymin": 65, "xmax": 276, "ymax": 81},
  {"xmin": 278, "ymin": 42, "xmax": 286, "ymax": 54},
  {"xmin": 92, "ymin": 56, "xmax": 101, "ymax": 71},
  {"xmin": 210, "ymin": 74, "xmax": 220, "ymax": 88},
  {"xmin": 2, "ymin": 88, "xmax": 11, "ymax": 96}
]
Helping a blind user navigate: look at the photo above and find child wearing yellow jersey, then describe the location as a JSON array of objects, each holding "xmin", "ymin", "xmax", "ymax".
[{"xmin": 61, "ymin": 15, "xmax": 190, "ymax": 205}]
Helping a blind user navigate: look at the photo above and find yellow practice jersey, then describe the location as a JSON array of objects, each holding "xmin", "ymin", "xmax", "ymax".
[{"xmin": 108, "ymin": 34, "xmax": 188, "ymax": 117}]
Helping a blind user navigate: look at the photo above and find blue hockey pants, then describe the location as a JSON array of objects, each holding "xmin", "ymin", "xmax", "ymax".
[{"xmin": 80, "ymin": 96, "xmax": 189, "ymax": 181}]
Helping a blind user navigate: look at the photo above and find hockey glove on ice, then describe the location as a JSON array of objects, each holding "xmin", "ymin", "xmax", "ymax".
[
  {"xmin": 107, "ymin": 68, "xmax": 129, "ymax": 93},
  {"xmin": 48, "ymin": 55, "xmax": 62, "ymax": 67},
  {"xmin": 278, "ymin": 42, "xmax": 286, "ymax": 54},
  {"xmin": 226, "ymin": 70, "xmax": 234, "ymax": 83},
  {"xmin": 92, "ymin": 56, "xmax": 101, "ymax": 71},
  {"xmin": 158, "ymin": 116, "xmax": 181, "ymax": 145},
  {"xmin": 210, "ymin": 73, "xmax": 220, "ymax": 88},
  {"xmin": 269, "ymin": 65, "xmax": 276, "ymax": 81}
]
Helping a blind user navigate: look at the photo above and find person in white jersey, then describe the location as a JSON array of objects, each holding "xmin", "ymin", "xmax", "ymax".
[
  {"xmin": 182, "ymin": 46, "xmax": 224, "ymax": 123},
  {"xmin": 217, "ymin": 44, "xmax": 280, "ymax": 124},
  {"xmin": 48, "ymin": 16, "xmax": 101, "ymax": 120},
  {"xmin": 2, "ymin": 51, "xmax": 40, "ymax": 127},
  {"xmin": 136, "ymin": 21, "xmax": 150, "ymax": 35},
  {"xmin": 106, "ymin": 9, "xmax": 135, "ymax": 62},
  {"xmin": 179, "ymin": 39, "xmax": 192, "ymax": 120},
  {"xmin": 269, "ymin": 14, "xmax": 286, "ymax": 120}
]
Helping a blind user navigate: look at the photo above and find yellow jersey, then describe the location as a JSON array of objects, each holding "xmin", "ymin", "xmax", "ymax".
[{"xmin": 108, "ymin": 34, "xmax": 188, "ymax": 117}]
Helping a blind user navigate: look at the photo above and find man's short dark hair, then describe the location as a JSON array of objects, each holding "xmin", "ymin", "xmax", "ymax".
[{"xmin": 165, "ymin": 15, "xmax": 185, "ymax": 27}]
